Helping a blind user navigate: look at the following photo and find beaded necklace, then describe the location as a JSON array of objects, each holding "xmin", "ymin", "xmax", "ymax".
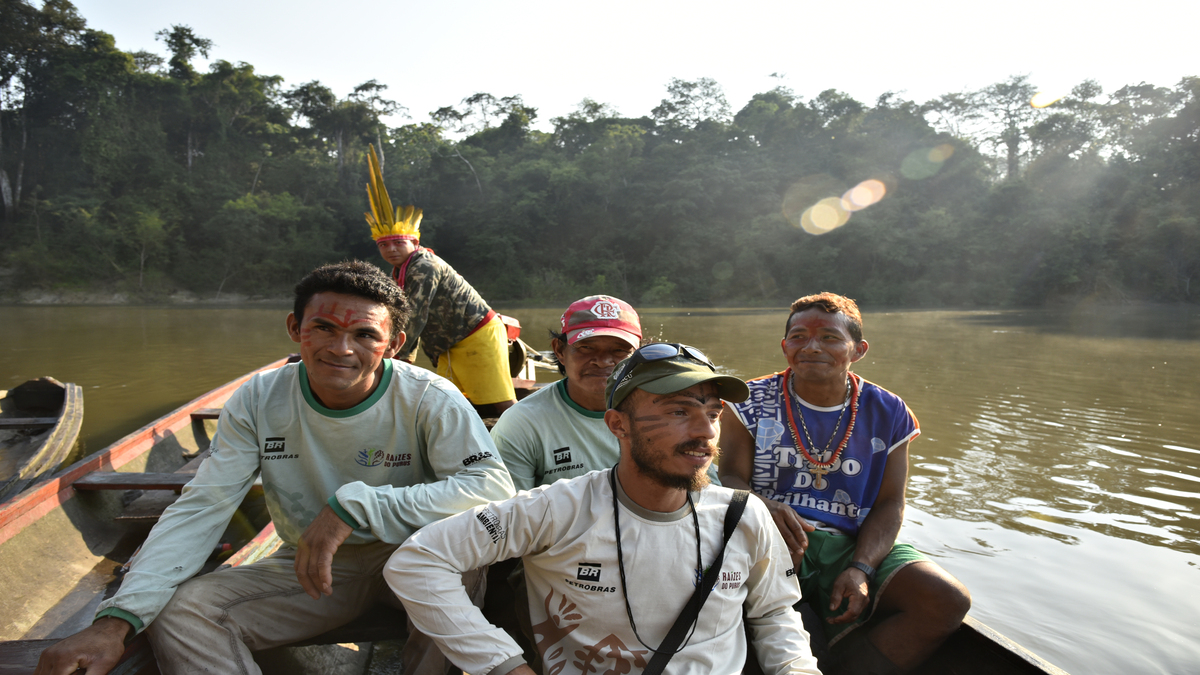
[{"xmin": 781, "ymin": 369, "xmax": 860, "ymax": 487}]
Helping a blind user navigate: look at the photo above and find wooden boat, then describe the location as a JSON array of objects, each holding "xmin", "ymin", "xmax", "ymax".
[
  {"xmin": 0, "ymin": 377, "xmax": 84, "ymax": 503},
  {"xmin": 0, "ymin": 357, "xmax": 1070, "ymax": 675},
  {"xmin": 912, "ymin": 616, "xmax": 1069, "ymax": 675}
]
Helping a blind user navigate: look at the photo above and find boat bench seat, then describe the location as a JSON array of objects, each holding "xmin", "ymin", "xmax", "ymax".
[
  {"xmin": 190, "ymin": 407, "xmax": 222, "ymax": 421},
  {"xmin": 0, "ymin": 606, "xmax": 411, "ymax": 675},
  {"xmin": 74, "ymin": 472, "xmax": 194, "ymax": 492},
  {"xmin": 0, "ymin": 417, "xmax": 59, "ymax": 429}
]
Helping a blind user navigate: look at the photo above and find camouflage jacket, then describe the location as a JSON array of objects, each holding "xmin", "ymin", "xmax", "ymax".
[{"xmin": 392, "ymin": 248, "xmax": 493, "ymax": 364}]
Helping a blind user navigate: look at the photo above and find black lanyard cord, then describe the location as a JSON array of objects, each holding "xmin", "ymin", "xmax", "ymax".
[{"xmin": 609, "ymin": 465, "xmax": 703, "ymax": 655}]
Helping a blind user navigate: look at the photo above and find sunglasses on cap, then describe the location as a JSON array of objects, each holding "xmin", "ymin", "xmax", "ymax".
[{"xmin": 606, "ymin": 342, "xmax": 716, "ymax": 409}]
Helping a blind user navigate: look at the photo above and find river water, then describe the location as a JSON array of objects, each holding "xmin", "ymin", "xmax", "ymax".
[{"xmin": 3, "ymin": 304, "xmax": 1199, "ymax": 674}]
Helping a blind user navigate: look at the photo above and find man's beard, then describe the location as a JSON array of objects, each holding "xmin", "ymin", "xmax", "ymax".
[{"xmin": 629, "ymin": 431, "xmax": 718, "ymax": 492}]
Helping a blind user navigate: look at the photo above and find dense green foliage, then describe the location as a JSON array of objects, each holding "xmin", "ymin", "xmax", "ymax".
[{"xmin": 2, "ymin": 1, "xmax": 1198, "ymax": 306}]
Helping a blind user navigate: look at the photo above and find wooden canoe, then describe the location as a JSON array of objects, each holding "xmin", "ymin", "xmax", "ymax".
[
  {"xmin": 0, "ymin": 377, "xmax": 84, "ymax": 503},
  {"xmin": 912, "ymin": 616, "xmax": 1069, "ymax": 675}
]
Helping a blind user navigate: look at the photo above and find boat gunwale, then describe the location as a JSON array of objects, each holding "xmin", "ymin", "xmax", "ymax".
[
  {"xmin": 0, "ymin": 357, "xmax": 290, "ymax": 546},
  {"xmin": 959, "ymin": 616, "xmax": 1071, "ymax": 675}
]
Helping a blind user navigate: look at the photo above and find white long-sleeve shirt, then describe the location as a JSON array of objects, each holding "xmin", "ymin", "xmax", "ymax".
[
  {"xmin": 97, "ymin": 359, "xmax": 514, "ymax": 631},
  {"xmin": 388, "ymin": 469, "xmax": 821, "ymax": 675}
]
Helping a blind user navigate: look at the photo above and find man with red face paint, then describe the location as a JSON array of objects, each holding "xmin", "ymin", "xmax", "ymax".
[
  {"xmin": 36, "ymin": 261, "xmax": 515, "ymax": 675},
  {"xmin": 718, "ymin": 293, "xmax": 970, "ymax": 675}
]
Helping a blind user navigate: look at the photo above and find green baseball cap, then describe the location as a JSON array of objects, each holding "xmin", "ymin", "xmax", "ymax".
[{"xmin": 605, "ymin": 347, "xmax": 750, "ymax": 410}]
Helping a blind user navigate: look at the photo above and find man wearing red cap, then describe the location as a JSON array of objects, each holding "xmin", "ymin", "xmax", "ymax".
[
  {"xmin": 491, "ymin": 295, "xmax": 643, "ymax": 491},
  {"xmin": 489, "ymin": 296, "xmax": 714, "ymax": 672}
]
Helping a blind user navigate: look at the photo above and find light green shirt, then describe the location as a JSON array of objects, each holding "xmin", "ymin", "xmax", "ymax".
[
  {"xmin": 97, "ymin": 359, "xmax": 514, "ymax": 631},
  {"xmin": 491, "ymin": 379, "xmax": 719, "ymax": 492}
]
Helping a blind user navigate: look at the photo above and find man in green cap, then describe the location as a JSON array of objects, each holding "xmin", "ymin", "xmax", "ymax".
[{"xmin": 385, "ymin": 344, "xmax": 821, "ymax": 675}]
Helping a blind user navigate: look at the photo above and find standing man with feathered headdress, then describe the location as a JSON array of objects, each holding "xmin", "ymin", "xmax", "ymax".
[{"xmin": 365, "ymin": 145, "xmax": 517, "ymax": 413}]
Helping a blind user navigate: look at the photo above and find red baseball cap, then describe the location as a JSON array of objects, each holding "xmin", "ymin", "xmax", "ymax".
[{"xmin": 561, "ymin": 295, "xmax": 642, "ymax": 348}]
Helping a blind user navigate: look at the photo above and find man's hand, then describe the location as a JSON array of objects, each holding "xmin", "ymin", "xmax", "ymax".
[
  {"xmin": 295, "ymin": 505, "xmax": 354, "ymax": 599},
  {"xmin": 34, "ymin": 616, "xmax": 131, "ymax": 675},
  {"xmin": 759, "ymin": 497, "xmax": 815, "ymax": 568},
  {"xmin": 826, "ymin": 566, "xmax": 871, "ymax": 624}
]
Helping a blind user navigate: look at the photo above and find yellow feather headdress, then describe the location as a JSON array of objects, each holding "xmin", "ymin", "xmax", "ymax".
[{"xmin": 365, "ymin": 144, "xmax": 422, "ymax": 242}]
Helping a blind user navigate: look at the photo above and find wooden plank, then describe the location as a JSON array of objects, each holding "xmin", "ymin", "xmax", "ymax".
[
  {"xmin": 222, "ymin": 523, "xmax": 281, "ymax": 568},
  {"xmin": 113, "ymin": 450, "xmax": 215, "ymax": 522},
  {"xmin": 0, "ymin": 634, "xmax": 155, "ymax": 675},
  {"xmin": 190, "ymin": 408, "xmax": 222, "ymax": 421},
  {"xmin": 73, "ymin": 472, "xmax": 193, "ymax": 492},
  {"xmin": 0, "ymin": 638, "xmax": 53, "ymax": 673},
  {"xmin": 114, "ymin": 492, "xmax": 180, "ymax": 522},
  {"xmin": 0, "ymin": 418, "xmax": 57, "ymax": 429}
]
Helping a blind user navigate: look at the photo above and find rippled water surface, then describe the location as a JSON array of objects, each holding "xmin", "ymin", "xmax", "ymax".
[{"xmin": 3, "ymin": 304, "xmax": 1199, "ymax": 673}]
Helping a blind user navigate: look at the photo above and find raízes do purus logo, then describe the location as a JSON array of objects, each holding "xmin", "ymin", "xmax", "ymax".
[
  {"xmin": 356, "ymin": 448, "xmax": 385, "ymax": 467},
  {"xmin": 566, "ymin": 561, "xmax": 614, "ymax": 592},
  {"xmin": 262, "ymin": 437, "xmax": 298, "ymax": 461}
]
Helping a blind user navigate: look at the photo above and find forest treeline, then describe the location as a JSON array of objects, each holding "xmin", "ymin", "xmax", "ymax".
[{"xmin": 2, "ymin": 0, "xmax": 1198, "ymax": 307}]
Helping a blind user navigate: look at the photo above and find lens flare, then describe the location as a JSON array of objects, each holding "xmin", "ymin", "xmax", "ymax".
[
  {"xmin": 782, "ymin": 174, "xmax": 843, "ymax": 229},
  {"xmin": 1030, "ymin": 91, "xmax": 1065, "ymax": 108},
  {"xmin": 711, "ymin": 261, "xmax": 733, "ymax": 280},
  {"xmin": 841, "ymin": 179, "xmax": 887, "ymax": 211},
  {"xmin": 800, "ymin": 197, "xmax": 850, "ymax": 235},
  {"xmin": 928, "ymin": 144, "xmax": 955, "ymax": 162},
  {"xmin": 901, "ymin": 144, "xmax": 953, "ymax": 180}
]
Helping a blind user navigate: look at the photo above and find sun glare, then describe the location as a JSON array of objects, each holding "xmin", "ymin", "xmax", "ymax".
[
  {"xmin": 901, "ymin": 144, "xmax": 954, "ymax": 180},
  {"xmin": 801, "ymin": 197, "xmax": 851, "ymax": 234},
  {"xmin": 1030, "ymin": 91, "xmax": 1066, "ymax": 108},
  {"xmin": 842, "ymin": 179, "xmax": 887, "ymax": 211}
]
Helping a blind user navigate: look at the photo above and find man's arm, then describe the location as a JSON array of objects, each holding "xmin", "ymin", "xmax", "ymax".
[
  {"xmin": 41, "ymin": 383, "xmax": 265, "ymax": 673},
  {"xmin": 718, "ymin": 406, "xmax": 813, "ymax": 566},
  {"xmin": 395, "ymin": 257, "xmax": 437, "ymax": 362},
  {"xmin": 92, "ymin": 385, "xmax": 263, "ymax": 631},
  {"xmin": 741, "ymin": 500, "xmax": 822, "ymax": 675},
  {"xmin": 34, "ymin": 617, "xmax": 131, "ymax": 675},
  {"xmin": 490, "ymin": 407, "xmax": 540, "ymax": 492},
  {"xmin": 294, "ymin": 505, "xmax": 355, "ymax": 599},
  {"xmin": 827, "ymin": 439, "xmax": 910, "ymax": 624},
  {"xmin": 331, "ymin": 386, "xmax": 515, "ymax": 543},
  {"xmin": 386, "ymin": 487, "xmax": 563, "ymax": 675}
]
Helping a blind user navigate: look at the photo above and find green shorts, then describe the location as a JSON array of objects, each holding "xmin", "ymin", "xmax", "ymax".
[{"xmin": 797, "ymin": 529, "xmax": 927, "ymax": 647}]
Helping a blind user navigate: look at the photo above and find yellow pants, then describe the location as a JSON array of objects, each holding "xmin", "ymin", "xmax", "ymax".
[{"xmin": 436, "ymin": 315, "xmax": 516, "ymax": 405}]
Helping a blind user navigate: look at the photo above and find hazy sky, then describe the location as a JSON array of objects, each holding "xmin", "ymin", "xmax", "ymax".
[{"xmin": 72, "ymin": 0, "xmax": 1197, "ymax": 130}]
